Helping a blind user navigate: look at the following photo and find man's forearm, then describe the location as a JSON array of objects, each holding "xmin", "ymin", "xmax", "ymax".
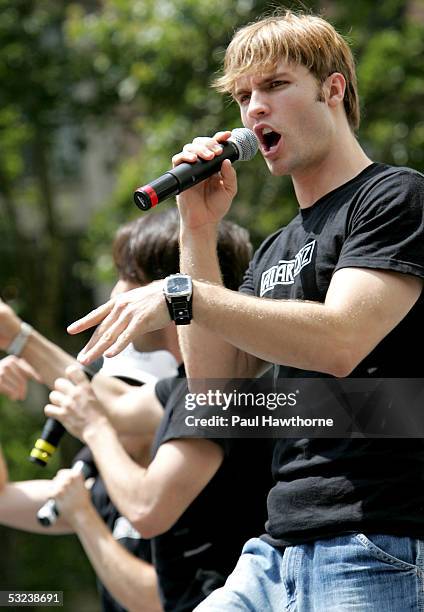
[
  {"xmin": 83, "ymin": 421, "xmax": 152, "ymax": 532},
  {"xmin": 0, "ymin": 480, "xmax": 72, "ymax": 534},
  {"xmin": 21, "ymin": 330, "xmax": 76, "ymax": 389},
  {"xmin": 187, "ymin": 281, "xmax": 350, "ymax": 377},
  {"xmin": 187, "ymin": 267, "xmax": 423, "ymax": 378},
  {"xmin": 71, "ymin": 503, "xmax": 161, "ymax": 612}
]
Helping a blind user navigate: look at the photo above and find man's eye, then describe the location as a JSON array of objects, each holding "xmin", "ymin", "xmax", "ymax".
[
  {"xmin": 237, "ymin": 94, "xmax": 250, "ymax": 104},
  {"xmin": 270, "ymin": 80, "xmax": 288, "ymax": 88}
]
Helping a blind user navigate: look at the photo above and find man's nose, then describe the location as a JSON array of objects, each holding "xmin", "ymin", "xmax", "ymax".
[{"xmin": 247, "ymin": 91, "xmax": 269, "ymax": 119}]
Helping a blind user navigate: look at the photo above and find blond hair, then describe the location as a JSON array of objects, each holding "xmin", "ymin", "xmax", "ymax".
[{"xmin": 214, "ymin": 10, "xmax": 360, "ymax": 131}]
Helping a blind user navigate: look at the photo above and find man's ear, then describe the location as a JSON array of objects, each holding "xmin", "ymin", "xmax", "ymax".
[{"xmin": 325, "ymin": 72, "xmax": 346, "ymax": 108}]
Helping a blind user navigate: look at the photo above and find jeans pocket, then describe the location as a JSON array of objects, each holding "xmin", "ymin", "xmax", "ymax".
[{"xmin": 354, "ymin": 533, "xmax": 420, "ymax": 571}]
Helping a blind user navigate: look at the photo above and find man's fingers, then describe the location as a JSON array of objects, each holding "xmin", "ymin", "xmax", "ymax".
[
  {"xmin": 171, "ymin": 131, "xmax": 231, "ymax": 167},
  {"xmin": 78, "ymin": 311, "xmax": 133, "ymax": 364},
  {"xmin": 1, "ymin": 367, "xmax": 23, "ymax": 388},
  {"xmin": 65, "ymin": 365, "xmax": 89, "ymax": 386},
  {"xmin": 49, "ymin": 389, "xmax": 69, "ymax": 407},
  {"xmin": 220, "ymin": 160, "xmax": 238, "ymax": 194},
  {"xmin": 213, "ymin": 130, "xmax": 232, "ymax": 142},
  {"xmin": 75, "ymin": 305, "xmax": 125, "ymax": 363},
  {"xmin": 0, "ymin": 380, "xmax": 23, "ymax": 401},
  {"xmin": 53, "ymin": 377, "xmax": 75, "ymax": 394},
  {"xmin": 17, "ymin": 359, "xmax": 42, "ymax": 383},
  {"xmin": 52, "ymin": 470, "xmax": 81, "ymax": 497},
  {"xmin": 67, "ymin": 301, "xmax": 115, "ymax": 335},
  {"xmin": 53, "ymin": 469, "xmax": 71, "ymax": 484},
  {"xmin": 102, "ymin": 327, "xmax": 135, "ymax": 358},
  {"xmin": 44, "ymin": 403, "xmax": 66, "ymax": 420}
]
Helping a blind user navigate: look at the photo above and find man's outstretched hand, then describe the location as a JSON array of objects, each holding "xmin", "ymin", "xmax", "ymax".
[{"xmin": 67, "ymin": 281, "xmax": 170, "ymax": 365}]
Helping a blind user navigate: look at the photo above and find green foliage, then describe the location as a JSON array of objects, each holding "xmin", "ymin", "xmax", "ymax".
[{"xmin": 358, "ymin": 22, "xmax": 424, "ymax": 166}]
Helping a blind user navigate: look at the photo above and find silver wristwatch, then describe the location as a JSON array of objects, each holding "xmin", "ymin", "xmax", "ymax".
[
  {"xmin": 6, "ymin": 322, "xmax": 33, "ymax": 356},
  {"xmin": 163, "ymin": 274, "xmax": 193, "ymax": 325}
]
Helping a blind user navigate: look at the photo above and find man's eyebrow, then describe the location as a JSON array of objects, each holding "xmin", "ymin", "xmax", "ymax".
[
  {"xmin": 233, "ymin": 72, "xmax": 293, "ymax": 97},
  {"xmin": 261, "ymin": 71, "xmax": 293, "ymax": 83}
]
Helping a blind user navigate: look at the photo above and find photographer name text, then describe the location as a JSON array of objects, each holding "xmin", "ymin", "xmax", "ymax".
[{"xmin": 185, "ymin": 415, "xmax": 334, "ymax": 428}]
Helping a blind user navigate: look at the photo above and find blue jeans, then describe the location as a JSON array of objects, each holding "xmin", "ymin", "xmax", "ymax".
[{"xmin": 195, "ymin": 534, "xmax": 424, "ymax": 611}]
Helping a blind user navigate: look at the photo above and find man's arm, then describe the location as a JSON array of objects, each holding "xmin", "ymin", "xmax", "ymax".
[
  {"xmin": 91, "ymin": 374, "xmax": 164, "ymax": 436},
  {"xmin": 52, "ymin": 469, "xmax": 162, "ymax": 612},
  {"xmin": 182, "ymin": 266, "xmax": 423, "ymax": 378},
  {"xmin": 80, "ymin": 429, "xmax": 223, "ymax": 538},
  {"xmin": 0, "ymin": 299, "xmax": 76, "ymax": 389},
  {"xmin": 45, "ymin": 368, "xmax": 224, "ymax": 538},
  {"xmin": 0, "ymin": 301, "xmax": 163, "ymax": 435},
  {"xmin": 0, "ymin": 479, "xmax": 73, "ymax": 534},
  {"xmin": 67, "ymin": 265, "xmax": 423, "ymax": 379}
]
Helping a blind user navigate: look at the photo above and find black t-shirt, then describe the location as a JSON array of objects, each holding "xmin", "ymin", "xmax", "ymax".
[
  {"xmin": 239, "ymin": 162, "xmax": 424, "ymax": 547},
  {"xmin": 152, "ymin": 375, "xmax": 274, "ymax": 612},
  {"xmin": 73, "ymin": 446, "xmax": 152, "ymax": 612}
]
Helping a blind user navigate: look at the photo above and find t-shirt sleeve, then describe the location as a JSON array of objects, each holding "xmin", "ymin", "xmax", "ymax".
[
  {"xmin": 336, "ymin": 170, "xmax": 424, "ymax": 279},
  {"xmin": 160, "ymin": 427, "xmax": 232, "ymax": 456},
  {"xmin": 155, "ymin": 376, "xmax": 178, "ymax": 408},
  {"xmin": 157, "ymin": 381, "xmax": 232, "ymax": 456},
  {"xmin": 238, "ymin": 259, "xmax": 256, "ymax": 295}
]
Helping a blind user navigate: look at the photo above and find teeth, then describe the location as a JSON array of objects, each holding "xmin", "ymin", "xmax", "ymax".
[{"xmin": 262, "ymin": 127, "xmax": 273, "ymax": 135}]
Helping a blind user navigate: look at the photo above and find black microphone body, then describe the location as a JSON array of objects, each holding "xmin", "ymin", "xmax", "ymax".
[
  {"xmin": 134, "ymin": 128, "xmax": 258, "ymax": 211},
  {"xmin": 29, "ymin": 368, "xmax": 95, "ymax": 467},
  {"xmin": 29, "ymin": 418, "xmax": 66, "ymax": 467},
  {"xmin": 37, "ymin": 460, "xmax": 93, "ymax": 527}
]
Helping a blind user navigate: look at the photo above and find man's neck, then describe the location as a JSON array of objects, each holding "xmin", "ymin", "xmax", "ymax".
[{"xmin": 292, "ymin": 130, "xmax": 373, "ymax": 209}]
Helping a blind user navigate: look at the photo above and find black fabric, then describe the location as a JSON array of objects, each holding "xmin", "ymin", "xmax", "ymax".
[
  {"xmin": 153, "ymin": 375, "xmax": 274, "ymax": 611},
  {"xmin": 72, "ymin": 447, "xmax": 151, "ymax": 612},
  {"xmin": 239, "ymin": 163, "xmax": 424, "ymax": 548},
  {"xmin": 154, "ymin": 363, "xmax": 186, "ymax": 408}
]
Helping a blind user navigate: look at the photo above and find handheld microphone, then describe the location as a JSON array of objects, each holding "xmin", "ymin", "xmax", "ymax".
[
  {"xmin": 133, "ymin": 127, "xmax": 258, "ymax": 211},
  {"xmin": 29, "ymin": 368, "xmax": 95, "ymax": 467},
  {"xmin": 37, "ymin": 460, "xmax": 93, "ymax": 527},
  {"xmin": 29, "ymin": 418, "xmax": 66, "ymax": 467}
]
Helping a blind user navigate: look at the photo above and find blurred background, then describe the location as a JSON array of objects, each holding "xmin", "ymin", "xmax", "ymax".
[{"xmin": 0, "ymin": 0, "xmax": 423, "ymax": 609}]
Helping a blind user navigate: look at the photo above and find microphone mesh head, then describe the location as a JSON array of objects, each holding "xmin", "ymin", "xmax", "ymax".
[{"xmin": 229, "ymin": 128, "xmax": 258, "ymax": 162}]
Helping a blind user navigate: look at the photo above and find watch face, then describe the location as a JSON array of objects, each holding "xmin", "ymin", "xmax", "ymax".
[{"xmin": 167, "ymin": 276, "xmax": 191, "ymax": 294}]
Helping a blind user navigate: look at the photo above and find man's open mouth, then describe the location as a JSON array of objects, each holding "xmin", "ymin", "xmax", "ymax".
[{"xmin": 258, "ymin": 127, "xmax": 282, "ymax": 152}]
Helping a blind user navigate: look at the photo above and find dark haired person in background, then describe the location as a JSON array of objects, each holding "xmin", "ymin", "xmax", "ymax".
[{"xmin": 46, "ymin": 215, "xmax": 274, "ymax": 611}]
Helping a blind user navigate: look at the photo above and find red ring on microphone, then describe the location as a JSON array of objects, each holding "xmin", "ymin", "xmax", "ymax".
[{"xmin": 140, "ymin": 185, "xmax": 159, "ymax": 207}]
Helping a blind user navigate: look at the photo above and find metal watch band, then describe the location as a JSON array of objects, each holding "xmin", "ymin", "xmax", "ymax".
[
  {"xmin": 166, "ymin": 298, "xmax": 192, "ymax": 325},
  {"xmin": 6, "ymin": 322, "xmax": 33, "ymax": 356}
]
